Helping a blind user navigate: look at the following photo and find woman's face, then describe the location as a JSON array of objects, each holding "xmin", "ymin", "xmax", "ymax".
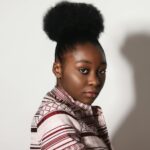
[{"xmin": 55, "ymin": 42, "xmax": 107, "ymax": 105}]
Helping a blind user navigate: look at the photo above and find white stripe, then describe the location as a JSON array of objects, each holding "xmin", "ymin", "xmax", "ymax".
[{"xmin": 54, "ymin": 139, "xmax": 77, "ymax": 150}]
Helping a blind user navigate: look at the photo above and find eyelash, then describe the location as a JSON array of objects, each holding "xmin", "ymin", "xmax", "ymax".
[{"xmin": 79, "ymin": 67, "xmax": 106, "ymax": 76}]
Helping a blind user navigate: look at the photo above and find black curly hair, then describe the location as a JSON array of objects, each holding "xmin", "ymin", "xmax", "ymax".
[{"xmin": 43, "ymin": 1, "xmax": 104, "ymax": 63}]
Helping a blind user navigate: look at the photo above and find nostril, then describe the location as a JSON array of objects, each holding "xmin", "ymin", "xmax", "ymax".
[{"xmin": 88, "ymin": 75, "xmax": 100, "ymax": 86}]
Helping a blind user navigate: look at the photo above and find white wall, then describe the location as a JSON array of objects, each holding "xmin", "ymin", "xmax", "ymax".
[{"xmin": 0, "ymin": 0, "xmax": 150, "ymax": 149}]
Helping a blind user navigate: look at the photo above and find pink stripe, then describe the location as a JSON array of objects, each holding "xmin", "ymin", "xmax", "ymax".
[
  {"xmin": 42, "ymin": 129, "xmax": 76, "ymax": 145},
  {"xmin": 42, "ymin": 126, "xmax": 74, "ymax": 141},
  {"xmin": 42, "ymin": 124, "xmax": 70, "ymax": 138},
  {"xmin": 54, "ymin": 140, "xmax": 76, "ymax": 150},
  {"xmin": 42, "ymin": 134, "xmax": 71, "ymax": 150}
]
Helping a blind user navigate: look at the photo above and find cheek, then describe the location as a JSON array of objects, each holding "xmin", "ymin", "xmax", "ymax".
[
  {"xmin": 61, "ymin": 71, "xmax": 86, "ymax": 99},
  {"xmin": 61, "ymin": 67, "xmax": 87, "ymax": 91},
  {"xmin": 65, "ymin": 72, "xmax": 85, "ymax": 86},
  {"xmin": 100, "ymin": 76, "xmax": 106, "ymax": 87}
]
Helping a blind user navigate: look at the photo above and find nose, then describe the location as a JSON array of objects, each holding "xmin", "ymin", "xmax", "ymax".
[{"xmin": 88, "ymin": 72, "xmax": 100, "ymax": 87}]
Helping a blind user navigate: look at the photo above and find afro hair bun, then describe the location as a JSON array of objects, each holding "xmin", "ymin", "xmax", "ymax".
[{"xmin": 43, "ymin": 1, "xmax": 104, "ymax": 42}]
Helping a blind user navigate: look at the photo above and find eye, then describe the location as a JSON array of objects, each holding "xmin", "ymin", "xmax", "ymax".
[
  {"xmin": 97, "ymin": 69, "xmax": 106, "ymax": 76},
  {"xmin": 79, "ymin": 67, "xmax": 89, "ymax": 74}
]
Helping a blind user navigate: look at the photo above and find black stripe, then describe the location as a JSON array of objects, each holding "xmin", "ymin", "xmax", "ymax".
[
  {"xmin": 31, "ymin": 128, "xmax": 37, "ymax": 132},
  {"xmin": 30, "ymin": 147, "xmax": 40, "ymax": 149}
]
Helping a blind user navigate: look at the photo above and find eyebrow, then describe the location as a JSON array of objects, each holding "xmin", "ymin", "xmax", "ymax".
[{"xmin": 76, "ymin": 60, "xmax": 107, "ymax": 65}]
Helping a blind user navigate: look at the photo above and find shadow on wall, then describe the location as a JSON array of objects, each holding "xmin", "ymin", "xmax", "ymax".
[{"xmin": 112, "ymin": 33, "xmax": 150, "ymax": 150}]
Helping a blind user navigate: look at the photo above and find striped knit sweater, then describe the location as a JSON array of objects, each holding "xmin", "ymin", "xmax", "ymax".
[{"xmin": 30, "ymin": 86, "xmax": 112, "ymax": 150}]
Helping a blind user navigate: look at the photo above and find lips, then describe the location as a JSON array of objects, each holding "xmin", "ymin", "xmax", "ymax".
[{"xmin": 84, "ymin": 91, "xmax": 99, "ymax": 98}]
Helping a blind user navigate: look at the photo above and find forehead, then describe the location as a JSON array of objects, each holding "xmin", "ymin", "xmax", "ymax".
[{"xmin": 63, "ymin": 42, "xmax": 106, "ymax": 66}]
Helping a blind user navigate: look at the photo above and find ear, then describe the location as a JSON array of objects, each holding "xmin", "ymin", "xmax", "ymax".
[{"xmin": 52, "ymin": 62, "xmax": 62, "ymax": 79}]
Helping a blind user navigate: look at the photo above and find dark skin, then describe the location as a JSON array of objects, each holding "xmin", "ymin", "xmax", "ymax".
[{"xmin": 53, "ymin": 42, "xmax": 107, "ymax": 105}]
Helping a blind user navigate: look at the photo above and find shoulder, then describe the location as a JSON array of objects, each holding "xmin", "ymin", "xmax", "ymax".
[
  {"xmin": 39, "ymin": 93, "xmax": 75, "ymax": 117},
  {"xmin": 31, "ymin": 94, "xmax": 83, "ymax": 150},
  {"xmin": 31, "ymin": 93, "xmax": 79, "ymax": 130}
]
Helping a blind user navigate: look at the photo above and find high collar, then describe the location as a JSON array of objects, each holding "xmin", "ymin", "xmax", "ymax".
[
  {"xmin": 50, "ymin": 85, "xmax": 92, "ymax": 111},
  {"xmin": 45, "ymin": 85, "xmax": 103, "ymax": 117}
]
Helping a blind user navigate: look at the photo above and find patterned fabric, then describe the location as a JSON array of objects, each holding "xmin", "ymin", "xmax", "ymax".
[{"xmin": 30, "ymin": 86, "xmax": 112, "ymax": 150}]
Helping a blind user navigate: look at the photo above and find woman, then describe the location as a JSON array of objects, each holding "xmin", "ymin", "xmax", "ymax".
[{"xmin": 30, "ymin": 1, "xmax": 112, "ymax": 150}]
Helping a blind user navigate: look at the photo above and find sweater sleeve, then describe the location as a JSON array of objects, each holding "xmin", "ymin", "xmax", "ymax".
[{"xmin": 37, "ymin": 110, "xmax": 85, "ymax": 150}]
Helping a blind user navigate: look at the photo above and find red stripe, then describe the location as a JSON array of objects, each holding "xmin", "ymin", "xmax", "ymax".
[
  {"xmin": 37, "ymin": 111, "xmax": 77, "ymax": 127},
  {"xmin": 43, "ymin": 129, "xmax": 76, "ymax": 146},
  {"xmin": 42, "ymin": 126, "xmax": 74, "ymax": 141},
  {"xmin": 42, "ymin": 124, "xmax": 70, "ymax": 138},
  {"xmin": 41, "ymin": 134, "xmax": 70, "ymax": 150}
]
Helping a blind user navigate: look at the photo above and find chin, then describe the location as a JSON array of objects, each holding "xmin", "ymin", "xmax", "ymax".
[{"xmin": 83, "ymin": 98, "xmax": 95, "ymax": 105}]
